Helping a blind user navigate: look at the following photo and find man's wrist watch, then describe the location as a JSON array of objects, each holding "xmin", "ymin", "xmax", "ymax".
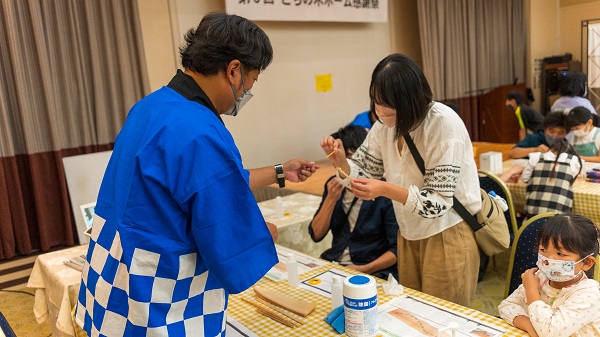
[{"xmin": 274, "ymin": 164, "xmax": 285, "ymax": 188}]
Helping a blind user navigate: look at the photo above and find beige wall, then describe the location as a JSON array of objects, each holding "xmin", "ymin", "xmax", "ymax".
[
  {"xmin": 137, "ymin": 0, "xmax": 424, "ymax": 168},
  {"xmin": 136, "ymin": 0, "xmax": 178, "ymax": 91},
  {"xmin": 560, "ymin": 0, "xmax": 600, "ymax": 62},
  {"xmin": 527, "ymin": 0, "xmax": 561, "ymax": 111},
  {"xmin": 389, "ymin": 0, "xmax": 422, "ymax": 64}
]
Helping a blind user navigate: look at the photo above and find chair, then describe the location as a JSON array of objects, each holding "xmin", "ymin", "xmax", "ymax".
[
  {"xmin": 0, "ymin": 310, "xmax": 17, "ymax": 337},
  {"xmin": 504, "ymin": 212, "xmax": 560, "ymax": 298},
  {"xmin": 478, "ymin": 170, "xmax": 519, "ymax": 237},
  {"xmin": 594, "ymin": 254, "xmax": 600, "ymax": 282}
]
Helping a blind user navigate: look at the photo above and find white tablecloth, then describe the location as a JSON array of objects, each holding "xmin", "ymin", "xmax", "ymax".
[
  {"xmin": 258, "ymin": 192, "xmax": 332, "ymax": 258},
  {"xmin": 27, "ymin": 245, "xmax": 88, "ymax": 337}
]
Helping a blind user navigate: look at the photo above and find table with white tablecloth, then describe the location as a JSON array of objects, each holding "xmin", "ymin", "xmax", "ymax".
[{"xmin": 257, "ymin": 192, "xmax": 332, "ymax": 258}]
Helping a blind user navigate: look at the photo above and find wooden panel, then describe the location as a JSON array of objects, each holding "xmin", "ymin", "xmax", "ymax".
[{"xmin": 478, "ymin": 84, "xmax": 525, "ymax": 143}]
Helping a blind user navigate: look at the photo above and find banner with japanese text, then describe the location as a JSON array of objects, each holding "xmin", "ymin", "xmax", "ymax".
[{"xmin": 225, "ymin": 0, "xmax": 388, "ymax": 23}]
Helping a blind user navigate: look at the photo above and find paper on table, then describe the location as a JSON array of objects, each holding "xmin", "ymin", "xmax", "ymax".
[
  {"xmin": 377, "ymin": 295, "xmax": 506, "ymax": 337},
  {"xmin": 264, "ymin": 245, "xmax": 326, "ymax": 282},
  {"xmin": 226, "ymin": 316, "xmax": 258, "ymax": 337},
  {"xmin": 298, "ymin": 268, "xmax": 354, "ymax": 298}
]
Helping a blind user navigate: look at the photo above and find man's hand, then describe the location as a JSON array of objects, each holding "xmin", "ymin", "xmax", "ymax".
[
  {"xmin": 535, "ymin": 144, "xmax": 549, "ymax": 153},
  {"xmin": 283, "ymin": 159, "xmax": 319, "ymax": 182},
  {"xmin": 266, "ymin": 222, "xmax": 278, "ymax": 242},
  {"xmin": 326, "ymin": 178, "xmax": 345, "ymax": 201}
]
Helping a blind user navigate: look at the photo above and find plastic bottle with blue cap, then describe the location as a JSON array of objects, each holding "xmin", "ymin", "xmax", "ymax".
[{"xmin": 488, "ymin": 190, "xmax": 508, "ymax": 212}]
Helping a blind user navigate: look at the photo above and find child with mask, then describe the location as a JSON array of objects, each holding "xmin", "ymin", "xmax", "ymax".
[
  {"xmin": 567, "ymin": 106, "xmax": 600, "ymax": 162},
  {"xmin": 498, "ymin": 213, "xmax": 600, "ymax": 337},
  {"xmin": 508, "ymin": 112, "xmax": 568, "ymax": 159},
  {"xmin": 520, "ymin": 139, "xmax": 582, "ymax": 217}
]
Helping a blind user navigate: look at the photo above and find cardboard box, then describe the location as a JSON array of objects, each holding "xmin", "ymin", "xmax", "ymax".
[{"xmin": 480, "ymin": 151, "xmax": 503, "ymax": 173}]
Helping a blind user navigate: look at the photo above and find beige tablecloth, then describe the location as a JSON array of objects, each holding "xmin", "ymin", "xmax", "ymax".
[
  {"xmin": 26, "ymin": 245, "xmax": 528, "ymax": 337},
  {"xmin": 503, "ymin": 160, "xmax": 600, "ymax": 225}
]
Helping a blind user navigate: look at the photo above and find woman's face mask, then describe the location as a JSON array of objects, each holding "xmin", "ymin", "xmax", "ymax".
[
  {"xmin": 375, "ymin": 104, "xmax": 396, "ymax": 128},
  {"xmin": 537, "ymin": 253, "xmax": 590, "ymax": 283},
  {"xmin": 572, "ymin": 121, "xmax": 592, "ymax": 138},
  {"xmin": 224, "ymin": 69, "xmax": 253, "ymax": 116}
]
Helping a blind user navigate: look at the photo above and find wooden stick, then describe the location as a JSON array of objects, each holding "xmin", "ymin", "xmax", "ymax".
[
  {"xmin": 256, "ymin": 297, "xmax": 305, "ymax": 325},
  {"xmin": 256, "ymin": 307, "xmax": 296, "ymax": 328},
  {"xmin": 326, "ymin": 149, "xmax": 337, "ymax": 157},
  {"xmin": 336, "ymin": 166, "xmax": 349, "ymax": 179}
]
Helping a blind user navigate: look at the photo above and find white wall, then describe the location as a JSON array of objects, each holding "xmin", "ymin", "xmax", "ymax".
[{"xmin": 139, "ymin": 0, "xmax": 395, "ymax": 168}]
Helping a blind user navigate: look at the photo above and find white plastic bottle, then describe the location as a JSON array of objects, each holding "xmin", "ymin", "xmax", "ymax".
[
  {"xmin": 286, "ymin": 253, "xmax": 300, "ymax": 286},
  {"xmin": 275, "ymin": 196, "xmax": 284, "ymax": 218},
  {"xmin": 488, "ymin": 190, "xmax": 508, "ymax": 212},
  {"xmin": 331, "ymin": 276, "xmax": 343, "ymax": 310}
]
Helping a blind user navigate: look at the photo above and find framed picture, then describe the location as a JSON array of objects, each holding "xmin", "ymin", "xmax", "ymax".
[{"xmin": 79, "ymin": 202, "xmax": 96, "ymax": 229}]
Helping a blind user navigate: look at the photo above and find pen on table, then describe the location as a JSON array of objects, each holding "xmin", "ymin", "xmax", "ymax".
[{"xmin": 336, "ymin": 167, "xmax": 375, "ymax": 201}]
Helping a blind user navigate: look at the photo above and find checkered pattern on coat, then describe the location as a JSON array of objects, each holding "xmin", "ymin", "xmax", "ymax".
[
  {"xmin": 525, "ymin": 156, "xmax": 575, "ymax": 215},
  {"xmin": 75, "ymin": 216, "xmax": 227, "ymax": 337}
]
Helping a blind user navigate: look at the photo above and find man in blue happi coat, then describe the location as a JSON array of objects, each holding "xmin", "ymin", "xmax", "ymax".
[{"xmin": 75, "ymin": 12, "xmax": 319, "ymax": 337}]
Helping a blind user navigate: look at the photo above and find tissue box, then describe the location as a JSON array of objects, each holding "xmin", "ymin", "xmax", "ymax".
[{"xmin": 480, "ymin": 151, "xmax": 503, "ymax": 173}]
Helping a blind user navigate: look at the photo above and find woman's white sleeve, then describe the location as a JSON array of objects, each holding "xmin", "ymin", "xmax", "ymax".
[
  {"xmin": 348, "ymin": 125, "xmax": 384, "ymax": 180},
  {"xmin": 404, "ymin": 139, "xmax": 462, "ymax": 219}
]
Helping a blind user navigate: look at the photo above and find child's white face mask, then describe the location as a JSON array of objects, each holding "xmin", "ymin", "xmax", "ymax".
[{"xmin": 537, "ymin": 253, "xmax": 591, "ymax": 282}]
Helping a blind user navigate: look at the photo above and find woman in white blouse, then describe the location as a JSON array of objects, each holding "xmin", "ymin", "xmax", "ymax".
[{"xmin": 321, "ymin": 54, "xmax": 481, "ymax": 306}]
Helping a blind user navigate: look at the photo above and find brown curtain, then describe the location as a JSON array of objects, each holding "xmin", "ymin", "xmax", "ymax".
[
  {"xmin": 417, "ymin": 0, "xmax": 526, "ymax": 140},
  {"xmin": 0, "ymin": 0, "xmax": 150, "ymax": 260}
]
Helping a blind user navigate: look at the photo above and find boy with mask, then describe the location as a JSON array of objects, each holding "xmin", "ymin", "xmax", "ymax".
[{"xmin": 508, "ymin": 112, "xmax": 569, "ymax": 159}]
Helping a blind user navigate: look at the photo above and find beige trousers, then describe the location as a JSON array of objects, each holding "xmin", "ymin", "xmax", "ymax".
[{"xmin": 397, "ymin": 221, "xmax": 479, "ymax": 307}]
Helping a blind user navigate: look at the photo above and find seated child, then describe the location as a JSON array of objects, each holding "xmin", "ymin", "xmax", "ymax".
[
  {"xmin": 309, "ymin": 125, "xmax": 399, "ymax": 279},
  {"xmin": 509, "ymin": 112, "xmax": 568, "ymax": 159},
  {"xmin": 520, "ymin": 139, "xmax": 582, "ymax": 217},
  {"xmin": 567, "ymin": 106, "xmax": 600, "ymax": 162},
  {"xmin": 498, "ymin": 213, "xmax": 600, "ymax": 337}
]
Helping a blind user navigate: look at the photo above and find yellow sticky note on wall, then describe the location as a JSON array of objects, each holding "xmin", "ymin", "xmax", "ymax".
[{"xmin": 315, "ymin": 74, "xmax": 332, "ymax": 92}]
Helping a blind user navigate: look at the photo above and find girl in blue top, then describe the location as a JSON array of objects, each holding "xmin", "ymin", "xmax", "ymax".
[{"xmin": 567, "ymin": 106, "xmax": 600, "ymax": 162}]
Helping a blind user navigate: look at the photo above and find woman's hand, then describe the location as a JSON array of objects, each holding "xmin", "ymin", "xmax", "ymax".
[
  {"xmin": 350, "ymin": 178, "xmax": 386, "ymax": 200},
  {"xmin": 321, "ymin": 136, "xmax": 347, "ymax": 165}
]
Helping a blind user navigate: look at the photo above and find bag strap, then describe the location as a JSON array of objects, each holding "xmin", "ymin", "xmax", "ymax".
[{"xmin": 404, "ymin": 133, "xmax": 483, "ymax": 232}]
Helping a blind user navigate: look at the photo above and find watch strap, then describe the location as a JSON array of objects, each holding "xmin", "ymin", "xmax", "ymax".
[{"xmin": 275, "ymin": 164, "xmax": 285, "ymax": 188}]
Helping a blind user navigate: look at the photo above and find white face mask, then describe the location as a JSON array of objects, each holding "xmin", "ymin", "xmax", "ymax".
[
  {"xmin": 223, "ymin": 69, "xmax": 253, "ymax": 116},
  {"xmin": 572, "ymin": 125, "xmax": 591, "ymax": 138},
  {"xmin": 537, "ymin": 253, "xmax": 591, "ymax": 283}
]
